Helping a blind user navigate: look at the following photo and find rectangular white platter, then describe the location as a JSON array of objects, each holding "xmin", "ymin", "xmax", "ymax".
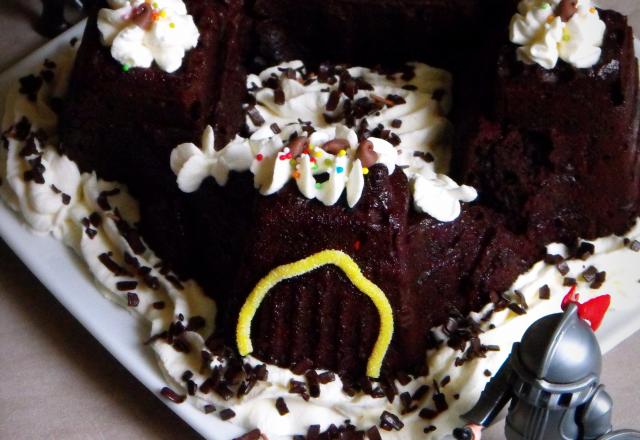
[{"xmin": 1, "ymin": 3, "xmax": 640, "ymax": 438}]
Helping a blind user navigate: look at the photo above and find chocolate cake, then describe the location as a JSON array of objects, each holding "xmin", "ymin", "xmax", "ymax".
[
  {"xmin": 453, "ymin": 9, "xmax": 640, "ymax": 243},
  {"xmin": 57, "ymin": 0, "xmax": 639, "ymax": 383}
]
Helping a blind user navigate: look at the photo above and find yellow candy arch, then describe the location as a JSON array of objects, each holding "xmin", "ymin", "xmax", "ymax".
[{"xmin": 236, "ymin": 249, "xmax": 394, "ymax": 378}]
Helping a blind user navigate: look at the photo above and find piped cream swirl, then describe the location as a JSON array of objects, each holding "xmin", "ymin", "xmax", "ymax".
[
  {"xmin": 97, "ymin": 0, "xmax": 199, "ymax": 73},
  {"xmin": 510, "ymin": 0, "xmax": 606, "ymax": 69}
]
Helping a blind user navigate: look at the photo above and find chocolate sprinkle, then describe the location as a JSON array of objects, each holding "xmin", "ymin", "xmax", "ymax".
[
  {"xmin": 556, "ymin": 261, "xmax": 570, "ymax": 276},
  {"xmin": 126, "ymin": 292, "xmax": 139, "ymax": 307},
  {"xmin": 160, "ymin": 387, "xmax": 185, "ymax": 404},
  {"xmin": 326, "ymin": 90, "xmax": 341, "ymax": 112},
  {"xmin": 539, "ymin": 284, "xmax": 551, "ymax": 300},
  {"xmin": 317, "ymin": 371, "xmax": 335, "ymax": 384},
  {"xmin": 390, "ymin": 119, "xmax": 402, "ymax": 129},
  {"xmin": 563, "ymin": 277, "xmax": 577, "ymax": 287},
  {"xmin": 247, "ymin": 107, "xmax": 265, "ymax": 127},
  {"xmin": 204, "ymin": 404, "xmax": 216, "ymax": 414},
  {"xmin": 412, "ymin": 384, "xmax": 430, "ymax": 402},
  {"xmin": 307, "ymin": 425, "xmax": 320, "ymax": 440},
  {"xmin": 545, "ymin": 254, "xmax": 564, "ymax": 265},
  {"xmin": 270, "ymin": 122, "xmax": 281, "ymax": 134},
  {"xmin": 508, "ymin": 302, "xmax": 527, "ymax": 315},
  {"xmin": 116, "ymin": 280, "xmax": 138, "ymax": 291},
  {"xmin": 575, "ymin": 241, "xmax": 595, "ymax": 260},
  {"xmin": 591, "ymin": 271, "xmax": 607, "ymax": 289},
  {"xmin": 275, "ymin": 397, "xmax": 289, "ymax": 415},
  {"xmin": 379, "ymin": 411, "xmax": 404, "ymax": 432},
  {"xmin": 419, "ymin": 407, "xmax": 438, "ymax": 420},
  {"xmin": 274, "ymin": 88, "xmax": 285, "ymax": 105},
  {"xmin": 424, "ymin": 425, "xmax": 437, "ymax": 433},
  {"xmin": 153, "ymin": 301, "xmax": 166, "ymax": 310},
  {"xmin": 366, "ymin": 426, "xmax": 382, "ymax": 440},
  {"xmin": 219, "ymin": 408, "xmax": 236, "ymax": 421},
  {"xmin": 582, "ymin": 266, "xmax": 598, "ymax": 283},
  {"xmin": 484, "ymin": 369, "xmax": 492, "ymax": 377},
  {"xmin": 630, "ymin": 240, "xmax": 640, "ymax": 252},
  {"xmin": 98, "ymin": 253, "xmax": 129, "ymax": 276},
  {"xmin": 19, "ymin": 74, "xmax": 43, "ymax": 102},
  {"xmin": 234, "ymin": 429, "xmax": 261, "ymax": 440}
]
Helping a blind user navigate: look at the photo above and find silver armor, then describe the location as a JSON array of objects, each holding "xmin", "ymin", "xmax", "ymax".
[{"xmin": 461, "ymin": 303, "xmax": 639, "ymax": 440}]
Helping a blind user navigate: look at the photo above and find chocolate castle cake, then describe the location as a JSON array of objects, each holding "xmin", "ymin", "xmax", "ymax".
[{"xmin": 56, "ymin": 0, "xmax": 639, "ymax": 385}]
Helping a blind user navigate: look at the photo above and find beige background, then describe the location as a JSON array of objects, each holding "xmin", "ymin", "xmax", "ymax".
[{"xmin": 0, "ymin": 1, "xmax": 639, "ymax": 439}]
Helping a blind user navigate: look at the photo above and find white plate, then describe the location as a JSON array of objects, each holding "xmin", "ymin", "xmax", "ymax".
[{"xmin": 1, "ymin": 10, "xmax": 640, "ymax": 440}]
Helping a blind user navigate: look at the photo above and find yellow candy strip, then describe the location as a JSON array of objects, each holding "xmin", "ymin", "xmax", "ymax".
[{"xmin": 236, "ymin": 249, "xmax": 394, "ymax": 378}]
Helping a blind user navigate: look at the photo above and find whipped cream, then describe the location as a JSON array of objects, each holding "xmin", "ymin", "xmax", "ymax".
[
  {"xmin": 170, "ymin": 60, "xmax": 477, "ymax": 221},
  {"xmin": 4, "ymin": 40, "xmax": 640, "ymax": 440},
  {"xmin": 510, "ymin": 0, "xmax": 606, "ymax": 69},
  {"xmin": 97, "ymin": 0, "xmax": 199, "ymax": 73}
]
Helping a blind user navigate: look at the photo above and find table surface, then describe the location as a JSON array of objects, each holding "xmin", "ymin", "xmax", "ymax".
[{"xmin": 0, "ymin": 2, "xmax": 639, "ymax": 439}]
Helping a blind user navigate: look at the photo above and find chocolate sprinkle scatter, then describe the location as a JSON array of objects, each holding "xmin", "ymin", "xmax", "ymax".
[
  {"xmin": 97, "ymin": 188, "xmax": 120, "ymax": 211},
  {"xmin": 270, "ymin": 122, "xmax": 281, "ymax": 134},
  {"xmin": 275, "ymin": 397, "xmax": 289, "ymax": 415},
  {"xmin": 166, "ymin": 274, "xmax": 184, "ymax": 290},
  {"xmin": 379, "ymin": 411, "xmax": 404, "ymax": 431},
  {"xmin": 219, "ymin": 408, "xmax": 236, "ymax": 420},
  {"xmin": 484, "ymin": 369, "xmax": 492, "ymax": 377},
  {"xmin": 539, "ymin": 284, "xmax": 551, "ymax": 300},
  {"xmin": 440, "ymin": 376, "xmax": 451, "ymax": 387},
  {"xmin": 126, "ymin": 292, "xmax": 139, "ymax": 307},
  {"xmin": 160, "ymin": 387, "xmax": 185, "ymax": 404},
  {"xmin": 203, "ymin": 404, "xmax": 216, "ymax": 414},
  {"xmin": 630, "ymin": 240, "xmax": 640, "ymax": 252},
  {"xmin": 61, "ymin": 193, "xmax": 71, "ymax": 205},
  {"xmin": 305, "ymin": 370, "xmax": 321, "ymax": 398},
  {"xmin": 181, "ymin": 370, "xmax": 194, "ymax": 381},
  {"xmin": 424, "ymin": 425, "xmax": 438, "ymax": 433},
  {"xmin": 187, "ymin": 380, "xmax": 197, "ymax": 396},
  {"xmin": 291, "ymin": 358, "xmax": 314, "ymax": 375},
  {"xmin": 454, "ymin": 393, "xmax": 460, "ymax": 400}
]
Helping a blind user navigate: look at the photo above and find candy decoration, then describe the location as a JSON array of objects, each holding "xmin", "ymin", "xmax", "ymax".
[
  {"xmin": 357, "ymin": 139, "xmax": 378, "ymax": 168},
  {"xmin": 322, "ymin": 138, "xmax": 351, "ymax": 154},
  {"xmin": 557, "ymin": 0, "xmax": 578, "ymax": 22},
  {"xmin": 561, "ymin": 285, "xmax": 611, "ymax": 331},
  {"xmin": 288, "ymin": 136, "xmax": 310, "ymax": 158},
  {"xmin": 131, "ymin": 3, "xmax": 154, "ymax": 30},
  {"xmin": 236, "ymin": 249, "xmax": 394, "ymax": 378}
]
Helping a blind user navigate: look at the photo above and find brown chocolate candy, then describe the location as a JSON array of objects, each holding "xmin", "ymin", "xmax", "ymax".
[
  {"xmin": 131, "ymin": 3, "xmax": 154, "ymax": 30},
  {"xmin": 321, "ymin": 138, "xmax": 351, "ymax": 155},
  {"xmin": 556, "ymin": 0, "xmax": 578, "ymax": 22},
  {"xmin": 288, "ymin": 136, "xmax": 310, "ymax": 158},
  {"xmin": 357, "ymin": 139, "xmax": 378, "ymax": 168}
]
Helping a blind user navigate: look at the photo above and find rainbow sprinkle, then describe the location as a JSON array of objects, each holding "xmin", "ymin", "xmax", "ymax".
[
  {"xmin": 122, "ymin": 63, "xmax": 131, "ymax": 72},
  {"xmin": 362, "ymin": 167, "xmax": 369, "ymax": 175},
  {"xmin": 336, "ymin": 166, "xmax": 344, "ymax": 174}
]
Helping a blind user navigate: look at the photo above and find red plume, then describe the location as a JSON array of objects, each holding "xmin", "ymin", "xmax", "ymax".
[{"xmin": 561, "ymin": 286, "xmax": 611, "ymax": 331}]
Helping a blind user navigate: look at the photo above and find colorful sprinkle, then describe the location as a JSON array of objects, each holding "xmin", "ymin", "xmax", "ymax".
[
  {"xmin": 235, "ymin": 250, "xmax": 394, "ymax": 378},
  {"xmin": 159, "ymin": 9, "xmax": 167, "ymax": 18},
  {"xmin": 539, "ymin": 2, "xmax": 551, "ymax": 9},
  {"xmin": 324, "ymin": 158, "xmax": 333, "ymax": 166},
  {"xmin": 169, "ymin": 22, "xmax": 176, "ymax": 28},
  {"xmin": 315, "ymin": 182, "xmax": 322, "ymax": 189},
  {"xmin": 338, "ymin": 150, "xmax": 347, "ymax": 157},
  {"xmin": 590, "ymin": 7, "xmax": 596, "ymax": 13},
  {"xmin": 122, "ymin": 63, "xmax": 131, "ymax": 72},
  {"xmin": 256, "ymin": 153, "xmax": 264, "ymax": 161},
  {"xmin": 336, "ymin": 166, "xmax": 344, "ymax": 174},
  {"xmin": 562, "ymin": 28, "xmax": 571, "ymax": 41},
  {"xmin": 546, "ymin": 14, "xmax": 556, "ymax": 23},
  {"xmin": 353, "ymin": 240, "xmax": 361, "ymax": 251},
  {"xmin": 314, "ymin": 151, "xmax": 323, "ymax": 158},
  {"xmin": 290, "ymin": 159, "xmax": 297, "ymax": 166},
  {"xmin": 292, "ymin": 171, "xmax": 301, "ymax": 180},
  {"xmin": 363, "ymin": 167, "xmax": 369, "ymax": 175}
]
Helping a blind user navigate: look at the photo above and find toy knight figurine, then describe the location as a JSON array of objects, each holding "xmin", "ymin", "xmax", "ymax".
[{"xmin": 454, "ymin": 287, "xmax": 640, "ymax": 440}]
